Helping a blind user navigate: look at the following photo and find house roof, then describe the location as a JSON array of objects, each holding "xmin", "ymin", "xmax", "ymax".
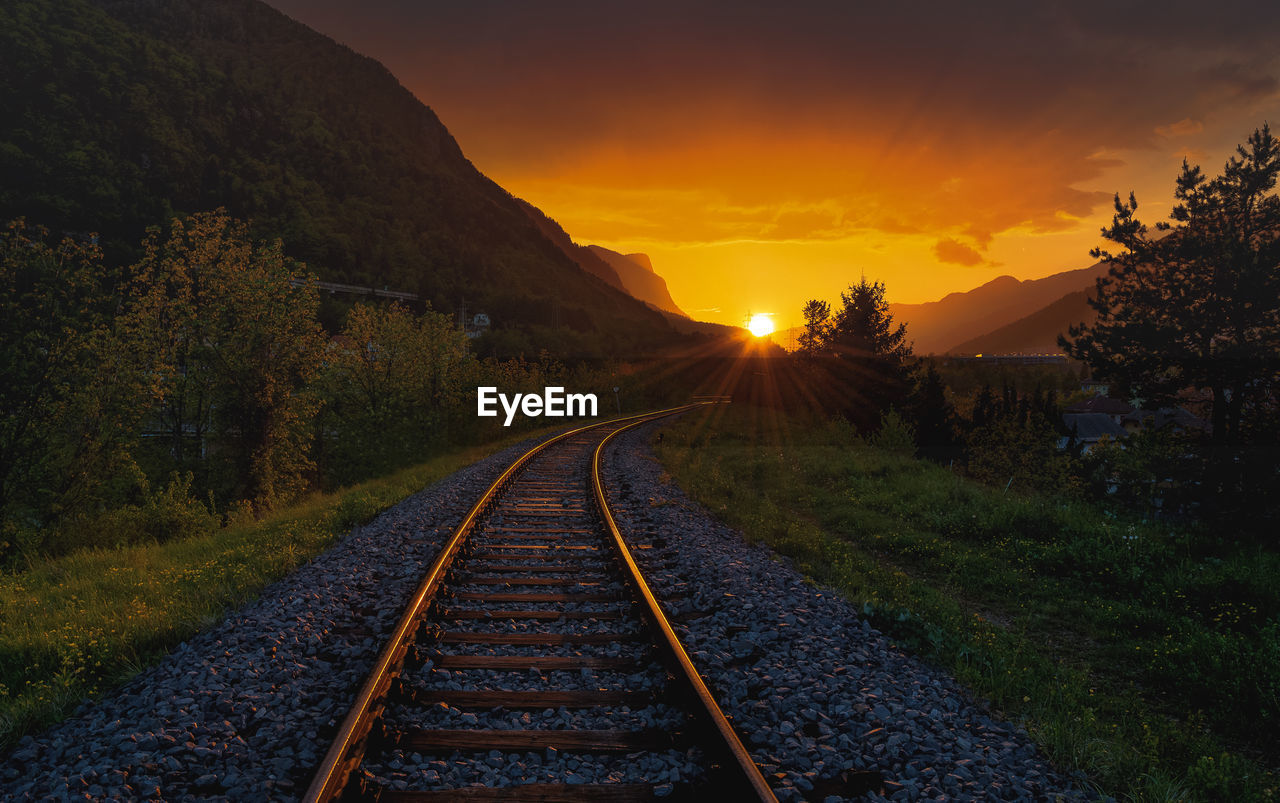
[{"xmin": 1063, "ymin": 412, "xmax": 1129, "ymax": 441}]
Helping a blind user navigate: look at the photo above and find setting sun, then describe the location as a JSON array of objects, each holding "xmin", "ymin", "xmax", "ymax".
[{"xmin": 747, "ymin": 313, "xmax": 774, "ymax": 337}]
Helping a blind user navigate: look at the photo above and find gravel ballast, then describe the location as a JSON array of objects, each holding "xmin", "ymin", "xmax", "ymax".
[
  {"xmin": 602, "ymin": 420, "xmax": 1092, "ymax": 802},
  {"xmin": 0, "ymin": 433, "xmax": 561, "ymax": 800},
  {"xmin": 2, "ymin": 417, "xmax": 1093, "ymax": 801}
]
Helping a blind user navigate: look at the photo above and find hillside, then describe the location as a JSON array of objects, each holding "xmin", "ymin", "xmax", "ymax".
[
  {"xmin": 517, "ymin": 201, "xmax": 627, "ymax": 291},
  {"xmin": 948, "ymin": 289, "xmax": 1096, "ymax": 355},
  {"xmin": 586, "ymin": 246, "xmax": 686, "ymax": 316},
  {"xmin": 889, "ymin": 263, "xmax": 1107, "ymax": 354},
  {"xmin": 0, "ymin": 0, "xmax": 673, "ymax": 351}
]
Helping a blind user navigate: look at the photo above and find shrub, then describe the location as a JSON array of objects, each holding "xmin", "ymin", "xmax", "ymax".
[
  {"xmin": 867, "ymin": 408, "xmax": 916, "ymax": 456},
  {"xmin": 36, "ymin": 473, "xmax": 220, "ymax": 557}
]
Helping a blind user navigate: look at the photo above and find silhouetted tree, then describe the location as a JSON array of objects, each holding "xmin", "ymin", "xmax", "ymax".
[
  {"xmin": 1062, "ymin": 126, "xmax": 1280, "ymax": 524},
  {"xmin": 798, "ymin": 276, "xmax": 915, "ymax": 426},
  {"xmin": 797, "ymin": 299, "xmax": 832, "ymax": 356},
  {"xmin": 909, "ymin": 363, "xmax": 960, "ymax": 461},
  {"xmin": 1062, "ymin": 125, "xmax": 1280, "ymax": 446}
]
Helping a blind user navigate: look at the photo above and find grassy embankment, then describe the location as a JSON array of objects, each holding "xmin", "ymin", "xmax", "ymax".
[
  {"xmin": 653, "ymin": 406, "xmax": 1277, "ymax": 802},
  {"xmin": 0, "ymin": 423, "xmax": 569, "ymax": 751}
]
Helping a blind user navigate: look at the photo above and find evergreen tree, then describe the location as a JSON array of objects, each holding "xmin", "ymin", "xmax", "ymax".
[
  {"xmin": 798, "ymin": 276, "xmax": 914, "ymax": 427},
  {"xmin": 1063, "ymin": 125, "xmax": 1280, "ymax": 446},
  {"xmin": 910, "ymin": 363, "xmax": 959, "ymax": 461},
  {"xmin": 1062, "ymin": 125, "xmax": 1280, "ymax": 522}
]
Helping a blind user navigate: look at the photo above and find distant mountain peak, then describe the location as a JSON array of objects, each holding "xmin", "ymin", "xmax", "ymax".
[
  {"xmin": 624, "ymin": 253, "xmax": 654, "ymax": 272},
  {"xmin": 888, "ymin": 262, "xmax": 1108, "ymax": 354},
  {"xmin": 586, "ymin": 246, "xmax": 685, "ymax": 317}
]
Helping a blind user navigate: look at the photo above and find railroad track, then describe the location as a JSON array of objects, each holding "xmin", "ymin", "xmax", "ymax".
[{"xmin": 305, "ymin": 406, "xmax": 777, "ymax": 802}]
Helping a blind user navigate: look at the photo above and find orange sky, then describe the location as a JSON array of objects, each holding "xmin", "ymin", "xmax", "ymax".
[{"xmin": 271, "ymin": 1, "xmax": 1279, "ymax": 327}]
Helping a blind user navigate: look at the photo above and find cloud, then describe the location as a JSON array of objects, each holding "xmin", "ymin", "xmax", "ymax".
[
  {"xmin": 1157, "ymin": 118, "xmax": 1205, "ymax": 137},
  {"xmin": 269, "ymin": 0, "xmax": 1280, "ymax": 276},
  {"xmin": 1196, "ymin": 61, "xmax": 1280, "ymax": 104},
  {"xmin": 933, "ymin": 238, "xmax": 985, "ymax": 266}
]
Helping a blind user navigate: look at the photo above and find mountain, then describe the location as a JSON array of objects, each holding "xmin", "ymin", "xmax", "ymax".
[
  {"xmin": 623, "ymin": 253, "xmax": 655, "ymax": 272},
  {"xmin": 516, "ymin": 204, "xmax": 688, "ymax": 317},
  {"xmin": 586, "ymin": 246, "xmax": 686, "ymax": 316},
  {"xmin": 888, "ymin": 263, "xmax": 1108, "ymax": 354},
  {"xmin": 948, "ymin": 289, "xmax": 1096, "ymax": 355},
  {"xmin": 0, "ymin": 0, "xmax": 674, "ymax": 352},
  {"xmin": 517, "ymin": 201, "xmax": 627, "ymax": 291}
]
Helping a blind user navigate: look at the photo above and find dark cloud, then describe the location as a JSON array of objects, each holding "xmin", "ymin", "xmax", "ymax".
[
  {"xmin": 933, "ymin": 238, "xmax": 985, "ymax": 267},
  {"xmin": 267, "ymin": 0, "xmax": 1280, "ymax": 244}
]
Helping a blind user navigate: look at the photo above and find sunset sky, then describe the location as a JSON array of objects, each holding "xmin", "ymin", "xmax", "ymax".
[{"xmin": 268, "ymin": 0, "xmax": 1279, "ymax": 328}]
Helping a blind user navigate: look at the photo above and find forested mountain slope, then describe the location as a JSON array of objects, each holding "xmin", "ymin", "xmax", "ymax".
[{"xmin": 0, "ymin": 0, "xmax": 673, "ymax": 349}]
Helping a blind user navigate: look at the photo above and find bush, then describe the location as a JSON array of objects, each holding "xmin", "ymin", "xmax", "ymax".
[
  {"xmin": 867, "ymin": 408, "xmax": 916, "ymax": 456},
  {"xmin": 36, "ymin": 473, "xmax": 220, "ymax": 557},
  {"xmin": 967, "ymin": 415, "xmax": 1076, "ymax": 496}
]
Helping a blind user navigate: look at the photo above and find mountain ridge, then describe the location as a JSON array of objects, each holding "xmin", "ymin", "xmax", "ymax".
[
  {"xmin": 888, "ymin": 263, "xmax": 1108, "ymax": 354},
  {"xmin": 586, "ymin": 245, "xmax": 686, "ymax": 316},
  {"xmin": 948, "ymin": 289, "xmax": 1097, "ymax": 355}
]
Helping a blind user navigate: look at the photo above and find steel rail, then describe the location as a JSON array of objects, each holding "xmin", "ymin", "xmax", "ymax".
[
  {"xmin": 592, "ymin": 409, "xmax": 779, "ymax": 802},
  {"xmin": 303, "ymin": 404, "xmax": 699, "ymax": 802}
]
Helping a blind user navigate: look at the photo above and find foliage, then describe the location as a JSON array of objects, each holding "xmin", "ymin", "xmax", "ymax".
[
  {"xmin": 132, "ymin": 211, "xmax": 325, "ymax": 510},
  {"xmin": 0, "ymin": 205, "xmax": 643, "ymax": 557},
  {"xmin": 907, "ymin": 362, "xmax": 961, "ymax": 461},
  {"xmin": 29, "ymin": 473, "xmax": 221, "ymax": 561},
  {"xmin": 1062, "ymin": 126, "xmax": 1280, "ymax": 524},
  {"xmin": 317, "ymin": 303, "xmax": 471, "ymax": 484},
  {"xmin": 867, "ymin": 408, "xmax": 917, "ymax": 456},
  {"xmin": 797, "ymin": 276, "xmax": 915, "ymax": 428},
  {"xmin": 958, "ymin": 381, "xmax": 1075, "ymax": 495},
  {"xmin": 966, "ymin": 415, "xmax": 1075, "ymax": 496},
  {"xmin": 0, "ymin": 221, "xmax": 162, "ymax": 531},
  {"xmin": 655, "ymin": 406, "xmax": 1278, "ymax": 801},
  {"xmin": 1077, "ymin": 428, "xmax": 1202, "ymax": 519}
]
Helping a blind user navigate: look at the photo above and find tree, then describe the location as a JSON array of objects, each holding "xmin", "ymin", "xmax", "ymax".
[
  {"xmin": 317, "ymin": 303, "xmax": 470, "ymax": 483},
  {"xmin": 797, "ymin": 299, "xmax": 832, "ymax": 355},
  {"xmin": 966, "ymin": 413, "xmax": 1075, "ymax": 496},
  {"xmin": 909, "ymin": 363, "xmax": 960, "ymax": 461},
  {"xmin": 0, "ymin": 221, "xmax": 163, "ymax": 528},
  {"xmin": 132, "ymin": 211, "xmax": 324, "ymax": 509},
  {"xmin": 1063, "ymin": 126, "xmax": 1280, "ymax": 447},
  {"xmin": 798, "ymin": 276, "xmax": 914, "ymax": 426}
]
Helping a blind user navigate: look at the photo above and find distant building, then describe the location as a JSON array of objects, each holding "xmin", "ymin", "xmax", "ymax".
[
  {"xmin": 1060, "ymin": 397, "xmax": 1211, "ymax": 453},
  {"xmin": 465, "ymin": 313, "xmax": 491, "ymax": 339},
  {"xmin": 952, "ymin": 354, "xmax": 1070, "ymax": 366},
  {"xmin": 1081, "ymin": 380, "xmax": 1110, "ymax": 396}
]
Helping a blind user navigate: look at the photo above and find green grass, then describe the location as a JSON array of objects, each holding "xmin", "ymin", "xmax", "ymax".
[
  {"xmin": 653, "ymin": 406, "xmax": 1277, "ymax": 802},
  {"xmin": 0, "ymin": 424, "xmax": 565, "ymax": 750}
]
